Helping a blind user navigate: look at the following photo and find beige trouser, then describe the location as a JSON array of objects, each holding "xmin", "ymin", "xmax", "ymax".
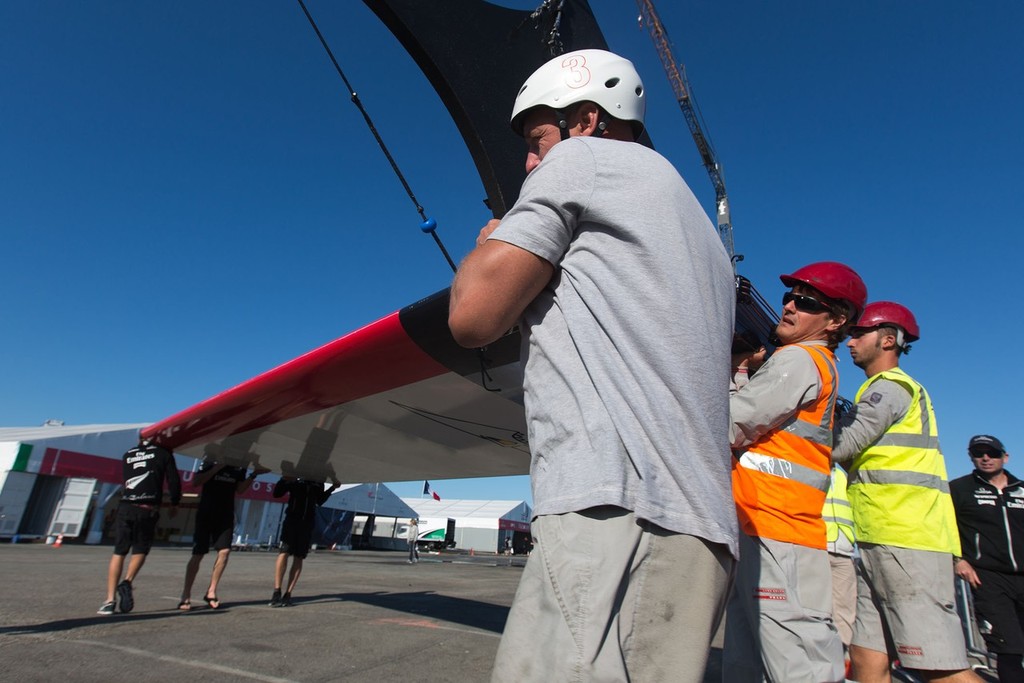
[
  {"xmin": 829, "ymin": 552, "xmax": 857, "ymax": 648},
  {"xmin": 722, "ymin": 533, "xmax": 845, "ymax": 683},
  {"xmin": 491, "ymin": 506, "xmax": 735, "ymax": 683}
]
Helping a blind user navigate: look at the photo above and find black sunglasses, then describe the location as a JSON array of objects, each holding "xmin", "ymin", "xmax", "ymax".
[
  {"xmin": 971, "ymin": 450, "xmax": 1002, "ymax": 460},
  {"xmin": 782, "ymin": 292, "xmax": 832, "ymax": 314}
]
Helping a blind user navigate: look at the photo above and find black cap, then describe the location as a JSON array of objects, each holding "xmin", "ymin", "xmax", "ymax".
[{"xmin": 969, "ymin": 434, "xmax": 1006, "ymax": 454}]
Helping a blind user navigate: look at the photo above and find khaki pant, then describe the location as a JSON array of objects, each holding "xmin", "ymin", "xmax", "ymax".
[
  {"xmin": 491, "ymin": 507, "xmax": 734, "ymax": 683},
  {"xmin": 722, "ymin": 533, "xmax": 845, "ymax": 683},
  {"xmin": 829, "ymin": 552, "xmax": 857, "ymax": 648}
]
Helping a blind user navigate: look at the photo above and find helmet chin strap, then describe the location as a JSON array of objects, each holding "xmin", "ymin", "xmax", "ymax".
[
  {"xmin": 893, "ymin": 328, "xmax": 912, "ymax": 354},
  {"xmin": 556, "ymin": 110, "xmax": 571, "ymax": 141}
]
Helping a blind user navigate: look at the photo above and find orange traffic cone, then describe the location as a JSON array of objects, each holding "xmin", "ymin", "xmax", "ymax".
[{"xmin": 53, "ymin": 533, "xmax": 64, "ymax": 548}]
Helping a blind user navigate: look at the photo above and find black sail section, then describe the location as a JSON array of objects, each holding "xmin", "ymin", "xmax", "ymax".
[
  {"xmin": 400, "ymin": 288, "xmax": 520, "ymax": 378},
  {"xmin": 373, "ymin": 0, "xmax": 609, "ymax": 383},
  {"xmin": 375, "ymin": 0, "xmax": 778, "ymax": 373},
  {"xmin": 364, "ymin": 0, "xmax": 613, "ymax": 217}
]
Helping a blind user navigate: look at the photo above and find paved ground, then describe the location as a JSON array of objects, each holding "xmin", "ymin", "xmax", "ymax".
[
  {"xmin": 0, "ymin": 542, "xmax": 728, "ymax": 682},
  {"xmin": 11, "ymin": 542, "xmax": 996, "ymax": 683},
  {"xmin": 0, "ymin": 543, "xmax": 529, "ymax": 683}
]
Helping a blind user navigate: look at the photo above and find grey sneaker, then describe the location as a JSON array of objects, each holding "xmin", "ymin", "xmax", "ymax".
[
  {"xmin": 116, "ymin": 580, "xmax": 134, "ymax": 613},
  {"xmin": 97, "ymin": 601, "xmax": 116, "ymax": 615}
]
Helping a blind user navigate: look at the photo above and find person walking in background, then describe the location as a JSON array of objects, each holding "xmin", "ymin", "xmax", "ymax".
[
  {"xmin": 450, "ymin": 49, "xmax": 738, "ymax": 683},
  {"xmin": 269, "ymin": 473, "xmax": 339, "ymax": 607},
  {"xmin": 833, "ymin": 302, "xmax": 980, "ymax": 682},
  {"xmin": 97, "ymin": 436, "xmax": 180, "ymax": 615},
  {"xmin": 178, "ymin": 457, "xmax": 266, "ymax": 610},
  {"xmin": 725, "ymin": 261, "xmax": 865, "ymax": 683},
  {"xmin": 406, "ymin": 518, "xmax": 419, "ymax": 564},
  {"xmin": 951, "ymin": 435, "xmax": 1024, "ymax": 683}
]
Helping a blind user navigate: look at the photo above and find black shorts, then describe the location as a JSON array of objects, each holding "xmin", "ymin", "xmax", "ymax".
[
  {"xmin": 113, "ymin": 503, "xmax": 159, "ymax": 556},
  {"xmin": 279, "ymin": 522, "xmax": 313, "ymax": 559},
  {"xmin": 192, "ymin": 511, "xmax": 234, "ymax": 555},
  {"xmin": 972, "ymin": 567, "xmax": 1024, "ymax": 655}
]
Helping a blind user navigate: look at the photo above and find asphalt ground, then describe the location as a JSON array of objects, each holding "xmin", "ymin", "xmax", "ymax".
[{"xmin": 0, "ymin": 543, "xmax": 728, "ymax": 682}]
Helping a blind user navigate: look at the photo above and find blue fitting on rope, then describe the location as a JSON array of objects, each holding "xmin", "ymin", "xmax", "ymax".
[{"xmin": 419, "ymin": 217, "xmax": 438, "ymax": 234}]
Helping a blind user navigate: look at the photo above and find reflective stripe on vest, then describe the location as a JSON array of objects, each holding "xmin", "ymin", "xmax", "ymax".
[
  {"xmin": 738, "ymin": 451, "xmax": 831, "ymax": 491},
  {"xmin": 847, "ymin": 368, "xmax": 960, "ymax": 554},
  {"xmin": 849, "ymin": 468, "xmax": 950, "ymax": 494},
  {"xmin": 732, "ymin": 343, "xmax": 838, "ymax": 550},
  {"xmin": 823, "ymin": 466, "xmax": 855, "ymax": 545}
]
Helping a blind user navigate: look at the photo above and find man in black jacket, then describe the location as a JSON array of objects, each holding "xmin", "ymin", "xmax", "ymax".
[
  {"xmin": 951, "ymin": 434, "xmax": 1024, "ymax": 683},
  {"xmin": 269, "ymin": 469, "xmax": 339, "ymax": 607},
  {"xmin": 98, "ymin": 437, "xmax": 181, "ymax": 615}
]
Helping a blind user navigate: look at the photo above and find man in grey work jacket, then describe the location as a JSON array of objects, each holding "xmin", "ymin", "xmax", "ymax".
[{"xmin": 951, "ymin": 435, "xmax": 1024, "ymax": 683}]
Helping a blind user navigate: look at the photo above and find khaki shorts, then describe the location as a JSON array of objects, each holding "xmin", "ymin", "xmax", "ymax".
[
  {"xmin": 852, "ymin": 543, "xmax": 969, "ymax": 671},
  {"xmin": 491, "ymin": 506, "xmax": 734, "ymax": 683}
]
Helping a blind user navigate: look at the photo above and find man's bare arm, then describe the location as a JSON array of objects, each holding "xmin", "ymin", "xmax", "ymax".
[{"xmin": 449, "ymin": 220, "xmax": 554, "ymax": 348}]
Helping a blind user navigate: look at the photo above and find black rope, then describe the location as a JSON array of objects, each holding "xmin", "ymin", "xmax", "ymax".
[{"xmin": 295, "ymin": 0, "xmax": 457, "ymax": 273}]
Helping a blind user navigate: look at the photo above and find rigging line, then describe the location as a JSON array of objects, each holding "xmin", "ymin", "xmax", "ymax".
[{"xmin": 295, "ymin": 0, "xmax": 458, "ymax": 273}]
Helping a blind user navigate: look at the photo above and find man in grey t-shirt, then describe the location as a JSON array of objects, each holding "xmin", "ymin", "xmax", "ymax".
[{"xmin": 450, "ymin": 49, "xmax": 737, "ymax": 683}]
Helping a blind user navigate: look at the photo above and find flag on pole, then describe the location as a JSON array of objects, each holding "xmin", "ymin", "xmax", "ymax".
[{"xmin": 423, "ymin": 481, "xmax": 441, "ymax": 501}]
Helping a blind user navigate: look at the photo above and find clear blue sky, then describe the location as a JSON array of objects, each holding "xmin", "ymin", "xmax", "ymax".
[{"xmin": 2, "ymin": 1, "xmax": 1021, "ymax": 505}]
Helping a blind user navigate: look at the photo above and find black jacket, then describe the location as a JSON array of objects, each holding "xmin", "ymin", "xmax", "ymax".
[
  {"xmin": 121, "ymin": 442, "xmax": 182, "ymax": 507},
  {"xmin": 273, "ymin": 478, "xmax": 331, "ymax": 529},
  {"xmin": 950, "ymin": 469, "xmax": 1024, "ymax": 574}
]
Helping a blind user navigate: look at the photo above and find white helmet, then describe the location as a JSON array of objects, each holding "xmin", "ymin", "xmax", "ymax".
[{"xmin": 510, "ymin": 49, "xmax": 645, "ymax": 138}]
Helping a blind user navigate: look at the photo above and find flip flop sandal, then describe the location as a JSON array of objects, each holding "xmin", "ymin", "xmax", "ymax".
[
  {"xmin": 177, "ymin": 600, "xmax": 192, "ymax": 611},
  {"xmin": 203, "ymin": 595, "xmax": 220, "ymax": 609}
]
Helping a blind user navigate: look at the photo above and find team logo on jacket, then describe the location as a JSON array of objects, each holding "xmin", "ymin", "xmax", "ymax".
[{"xmin": 125, "ymin": 473, "xmax": 151, "ymax": 490}]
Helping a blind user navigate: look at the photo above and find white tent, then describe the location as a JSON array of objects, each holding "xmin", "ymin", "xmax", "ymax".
[
  {"xmin": 326, "ymin": 483, "xmax": 417, "ymax": 518},
  {"xmin": 400, "ymin": 498, "xmax": 532, "ymax": 553}
]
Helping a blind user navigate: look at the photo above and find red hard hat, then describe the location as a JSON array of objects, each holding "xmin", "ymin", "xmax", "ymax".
[
  {"xmin": 780, "ymin": 261, "xmax": 867, "ymax": 316},
  {"xmin": 854, "ymin": 301, "xmax": 920, "ymax": 342}
]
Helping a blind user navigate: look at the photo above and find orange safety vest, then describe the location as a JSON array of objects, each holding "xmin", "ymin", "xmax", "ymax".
[{"xmin": 732, "ymin": 344, "xmax": 838, "ymax": 549}]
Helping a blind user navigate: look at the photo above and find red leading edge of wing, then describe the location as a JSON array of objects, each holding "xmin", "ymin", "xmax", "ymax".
[{"xmin": 143, "ymin": 311, "xmax": 450, "ymax": 451}]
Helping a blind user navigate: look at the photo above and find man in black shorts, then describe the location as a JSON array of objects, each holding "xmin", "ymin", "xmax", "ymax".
[
  {"xmin": 951, "ymin": 435, "xmax": 1024, "ymax": 683},
  {"xmin": 98, "ymin": 437, "xmax": 181, "ymax": 615},
  {"xmin": 269, "ymin": 474, "xmax": 338, "ymax": 607},
  {"xmin": 178, "ymin": 459, "xmax": 266, "ymax": 610}
]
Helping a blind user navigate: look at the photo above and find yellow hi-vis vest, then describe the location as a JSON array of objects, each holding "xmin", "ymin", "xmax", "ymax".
[
  {"xmin": 824, "ymin": 465, "xmax": 855, "ymax": 545},
  {"xmin": 847, "ymin": 367, "xmax": 961, "ymax": 554}
]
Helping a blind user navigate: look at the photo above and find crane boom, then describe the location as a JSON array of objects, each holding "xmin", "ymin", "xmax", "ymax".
[{"xmin": 635, "ymin": 0, "xmax": 735, "ymax": 263}]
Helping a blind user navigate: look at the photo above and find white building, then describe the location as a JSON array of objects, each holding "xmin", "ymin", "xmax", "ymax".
[
  {"xmin": 0, "ymin": 423, "xmax": 150, "ymax": 542},
  {"xmin": 400, "ymin": 498, "xmax": 532, "ymax": 554},
  {"xmin": 0, "ymin": 423, "xmax": 416, "ymax": 550}
]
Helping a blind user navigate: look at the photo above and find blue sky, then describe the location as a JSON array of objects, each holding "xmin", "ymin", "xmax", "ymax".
[{"xmin": 2, "ymin": 1, "xmax": 1021, "ymax": 505}]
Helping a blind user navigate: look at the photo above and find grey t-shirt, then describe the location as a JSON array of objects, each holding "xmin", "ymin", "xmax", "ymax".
[{"xmin": 489, "ymin": 136, "xmax": 737, "ymax": 555}]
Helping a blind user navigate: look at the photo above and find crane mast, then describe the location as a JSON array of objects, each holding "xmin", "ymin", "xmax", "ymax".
[{"xmin": 635, "ymin": 0, "xmax": 735, "ymax": 264}]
